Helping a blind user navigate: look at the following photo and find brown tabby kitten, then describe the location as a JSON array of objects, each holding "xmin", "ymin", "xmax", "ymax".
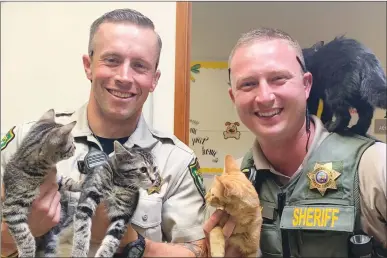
[
  {"xmin": 205, "ymin": 155, "xmax": 262, "ymax": 257},
  {"xmin": 71, "ymin": 141, "xmax": 162, "ymax": 257},
  {"xmin": 2, "ymin": 109, "xmax": 82, "ymax": 257}
]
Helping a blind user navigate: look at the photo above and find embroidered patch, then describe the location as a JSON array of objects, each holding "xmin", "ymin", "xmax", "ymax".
[
  {"xmin": 1, "ymin": 126, "xmax": 16, "ymax": 151},
  {"xmin": 241, "ymin": 168, "xmax": 250, "ymax": 173},
  {"xmin": 280, "ymin": 205, "xmax": 354, "ymax": 232},
  {"xmin": 307, "ymin": 162, "xmax": 342, "ymax": 196},
  {"xmin": 188, "ymin": 157, "xmax": 206, "ymax": 199}
]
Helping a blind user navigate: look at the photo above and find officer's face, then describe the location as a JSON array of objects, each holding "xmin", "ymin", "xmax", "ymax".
[
  {"xmin": 228, "ymin": 39, "xmax": 312, "ymax": 142},
  {"xmin": 83, "ymin": 22, "xmax": 160, "ymax": 121}
]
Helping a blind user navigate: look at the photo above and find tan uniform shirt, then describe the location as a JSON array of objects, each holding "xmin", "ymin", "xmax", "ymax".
[
  {"xmin": 1, "ymin": 103, "xmax": 206, "ymax": 254},
  {"xmin": 246, "ymin": 115, "xmax": 386, "ymax": 248}
]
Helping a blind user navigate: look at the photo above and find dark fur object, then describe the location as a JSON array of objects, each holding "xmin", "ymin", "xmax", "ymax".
[{"xmin": 304, "ymin": 35, "xmax": 386, "ymax": 135}]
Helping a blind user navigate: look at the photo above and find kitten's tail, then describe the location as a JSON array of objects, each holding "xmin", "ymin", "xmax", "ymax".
[{"xmin": 57, "ymin": 175, "xmax": 84, "ymax": 192}]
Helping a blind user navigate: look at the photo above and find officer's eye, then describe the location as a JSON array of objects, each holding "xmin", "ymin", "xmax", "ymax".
[{"xmin": 241, "ymin": 81, "xmax": 258, "ymax": 87}]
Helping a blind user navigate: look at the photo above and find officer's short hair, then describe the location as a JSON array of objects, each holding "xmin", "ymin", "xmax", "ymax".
[
  {"xmin": 228, "ymin": 27, "xmax": 305, "ymax": 70},
  {"xmin": 88, "ymin": 8, "xmax": 162, "ymax": 69}
]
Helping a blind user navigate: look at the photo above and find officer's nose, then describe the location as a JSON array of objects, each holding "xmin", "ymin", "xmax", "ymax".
[
  {"xmin": 115, "ymin": 64, "xmax": 134, "ymax": 85},
  {"xmin": 254, "ymin": 81, "xmax": 275, "ymax": 107}
]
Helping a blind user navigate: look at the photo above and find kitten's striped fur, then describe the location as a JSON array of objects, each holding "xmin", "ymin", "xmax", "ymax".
[
  {"xmin": 71, "ymin": 141, "xmax": 162, "ymax": 257},
  {"xmin": 2, "ymin": 109, "xmax": 82, "ymax": 257}
]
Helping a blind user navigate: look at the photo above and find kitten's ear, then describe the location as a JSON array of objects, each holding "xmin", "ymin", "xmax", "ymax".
[
  {"xmin": 224, "ymin": 155, "xmax": 239, "ymax": 174},
  {"xmin": 58, "ymin": 121, "xmax": 76, "ymax": 135},
  {"xmin": 39, "ymin": 109, "xmax": 55, "ymax": 122},
  {"xmin": 114, "ymin": 141, "xmax": 132, "ymax": 157},
  {"xmin": 312, "ymin": 41, "xmax": 324, "ymax": 51},
  {"xmin": 114, "ymin": 141, "xmax": 125, "ymax": 153}
]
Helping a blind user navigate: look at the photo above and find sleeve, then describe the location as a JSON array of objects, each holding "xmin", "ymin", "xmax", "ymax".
[
  {"xmin": 358, "ymin": 141, "xmax": 387, "ymax": 248},
  {"xmin": 161, "ymin": 153, "xmax": 206, "ymax": 243}
]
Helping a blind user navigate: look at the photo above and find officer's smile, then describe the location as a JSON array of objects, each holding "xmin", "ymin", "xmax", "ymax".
[
  {"xmin": 107, "ymin": 89, "xmax": 136, "ymax": 100},
  {"xmin": 254, "ymin": 108, "xmax": 284, "ymax": 123}
]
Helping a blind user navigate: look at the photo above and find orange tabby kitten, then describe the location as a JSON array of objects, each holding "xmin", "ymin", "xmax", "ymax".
[{"xmin": 205, "ymin": 155, "xmax": 262, "ymax": 257}]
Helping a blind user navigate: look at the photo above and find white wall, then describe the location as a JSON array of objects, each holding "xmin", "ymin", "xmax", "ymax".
[{"xmin": 1, "ymin": 2, "xmax": 176, "ymax": 135}]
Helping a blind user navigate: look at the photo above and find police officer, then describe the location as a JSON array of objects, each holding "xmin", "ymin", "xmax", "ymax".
[
  {"xmin": 204, "ymin": 28, "xmax": 386, "ymax": 257},
  {"xmin": 1, "ymin": 9, "xmax": 207, "ymax": 258}
]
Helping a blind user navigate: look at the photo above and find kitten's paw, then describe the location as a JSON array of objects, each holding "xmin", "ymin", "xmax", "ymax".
[
  {"xmin": 18, "ymin": 252, "xmax": 35, "ymax": 258},
  {"xmin": 71, "ymin": 250, "xmax": 88, "ymax": 257},
  {"xmin": 211, "ymin": 249, "xmax": 225, "ymax": 258},
  {"xmin": 95, "ymin": 250, "xmax": 114, "ymax": 258}
]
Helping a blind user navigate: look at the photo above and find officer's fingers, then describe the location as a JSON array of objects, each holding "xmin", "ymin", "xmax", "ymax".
[
  {"xmin": 32, "ymin": 185, "xmax": 58, "ymax": 215},
  {"xmin": 203, "ymin": 209, "xmax": 228, "ymax": 234},
  {"xmin": 35, "ymin": 177, "xmax": 59, "ymax": 204},
  {"xmin": 222, "ymin": 215, "xmax": 236, "ymax": 239},
  {"xmin": 37, "ymin": 171, "xmax": 58, "ymax": 196},
  {"xmin": 45, "ymin": 191, "xmax": 61, "ymax": 223}
]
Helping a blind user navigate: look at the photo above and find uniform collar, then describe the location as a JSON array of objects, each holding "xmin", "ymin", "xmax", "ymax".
[
  {"xmin": 71, "ymin": 102, "xmax": 158, "ymax": 149},
  {"xmin": 252, "ymin": 115, "xmax": 330, "ymax": 174},
  {"xmin": 123, "ymin": 114, "xmax": 158, "ymax": 149},
  {"xmin": 71, "ymin": 103, "xmax": 92, "ymax": 137}
]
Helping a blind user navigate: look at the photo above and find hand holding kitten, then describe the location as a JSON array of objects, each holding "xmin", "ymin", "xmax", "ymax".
[
  {"xmin": 29, "ymin": 170, "xmax": 61, "ymax": 237},
  {"xmin": 203, "ymin": 209, "xmax": 243, "ymax": 257}
]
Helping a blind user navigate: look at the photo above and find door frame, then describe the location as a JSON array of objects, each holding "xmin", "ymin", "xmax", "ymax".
[{"xmin": 173, "ymin": 2, "xmax": 191, "ymax": 145}]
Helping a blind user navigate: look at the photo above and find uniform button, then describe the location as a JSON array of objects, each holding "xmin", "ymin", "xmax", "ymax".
[{"xmin": 142, "ymin": 215, "xmax": 148, "ymax": 221}]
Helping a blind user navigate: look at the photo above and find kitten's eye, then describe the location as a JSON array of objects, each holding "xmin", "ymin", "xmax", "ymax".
[{"xmin": 140, "ymin": 167, "xmax": 147, "ymax": 173}]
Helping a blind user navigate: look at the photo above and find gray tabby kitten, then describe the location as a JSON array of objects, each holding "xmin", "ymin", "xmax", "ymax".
[
  {"xmin": 71, "ymin": 140, "xmax": 162, "ymax": 257},
  {"xmin": 2, "ymin": 109, "xmax": 82, "ymax": 258}
]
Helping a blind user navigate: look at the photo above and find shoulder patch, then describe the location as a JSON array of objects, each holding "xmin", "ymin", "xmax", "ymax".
[
  {"xmin": 241, "ymin": 168, "xmax": 250, "ymax": 173},
  {"xmin": 188, "ymin": 157, "xmax": 206, "ymax": 200},
  {"xmin": 1, "ymin": 126, "xmax": 16, "ymax": 150}
]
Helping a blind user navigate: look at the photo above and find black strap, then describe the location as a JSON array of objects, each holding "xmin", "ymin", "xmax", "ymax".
[
  {"xmin": 278, "ymin": 192, "xmax": 291, "ymax": 258},
  {"xmin": 251, "ymin": 168, "xmax": 271, "ymax": 195},
  {"xmin": 249, "ymin": 169, "xmax": 291, "ymax": 258}
]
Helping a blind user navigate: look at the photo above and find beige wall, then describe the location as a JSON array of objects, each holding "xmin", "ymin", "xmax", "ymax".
[
  {"xmin": 192, "ymin": 2, "xmax": 386, "ymax": 68},
  {"xmin": 1, "ymin": 2, "xmax": 176, "ymax": 135},
  {"xmin": 190, "ymin": 2, "xmax": 386, "ymax": 188}
]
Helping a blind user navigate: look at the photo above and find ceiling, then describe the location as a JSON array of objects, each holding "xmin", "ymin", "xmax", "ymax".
[{"xmin": 191, "ymin": 1, "xmax": 386, "ymax": 67}]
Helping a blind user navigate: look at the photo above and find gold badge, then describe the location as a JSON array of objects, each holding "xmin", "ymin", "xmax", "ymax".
[
  {"xmin": 147, "ymin": 177, "xmax": 164, "ymax": 195},
  {"xmin": 307, "ymin": 162, "xmax": 341, "ymax": 196}
]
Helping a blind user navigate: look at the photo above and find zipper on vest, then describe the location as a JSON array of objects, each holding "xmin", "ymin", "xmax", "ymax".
[{"xmin": 278, "ymin": 192, "xmax": 291, "ymax": 258}]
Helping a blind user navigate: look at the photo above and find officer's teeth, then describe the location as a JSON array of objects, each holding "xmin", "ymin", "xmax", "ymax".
[
  {"xmin": 257, "ymin": 109, "xmax": 281, "ymax": 117},
  {"xmin": 109, "ymin": 90, "xmax": 134, "ymax": 98}
]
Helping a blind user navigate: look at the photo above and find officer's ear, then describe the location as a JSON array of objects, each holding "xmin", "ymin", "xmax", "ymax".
[
  {"xmin": 82, "ymin": 54, "xmax": 92, "ymax": 82},
  {"xmin": 150, "ymin": 70, "xmax": 161, "ymax": 92}
]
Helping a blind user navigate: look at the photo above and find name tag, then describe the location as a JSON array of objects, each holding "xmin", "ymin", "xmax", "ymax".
[{"xmin": 280, "ymin": 205, "xmax": 355, "ymax": 232}]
